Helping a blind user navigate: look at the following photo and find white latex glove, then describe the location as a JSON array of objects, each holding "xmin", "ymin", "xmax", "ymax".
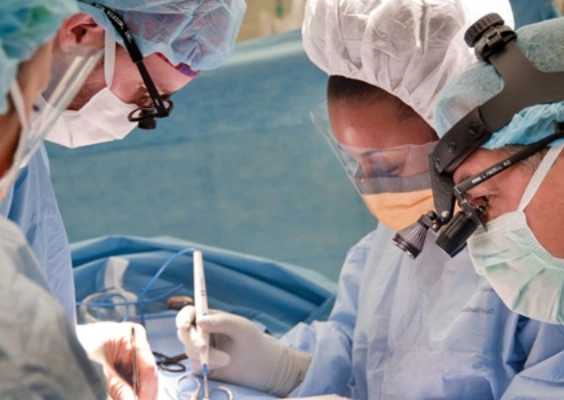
[
  {"xmin": 76, "ymin": 322, "xmax": 158, "ymax": 400},
  {"xmin": 176, "ymin": 307, "xmax": 312, "ymax": 397}
]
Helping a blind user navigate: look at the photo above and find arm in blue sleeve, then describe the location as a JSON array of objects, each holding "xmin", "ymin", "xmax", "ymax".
[
  {"xmin": 279, "ymin": 231, "xmax": 377, "ymax": 398},
  {"xmin": 501, "ymin": 317, "xmax": 564, "ymax": 398}
]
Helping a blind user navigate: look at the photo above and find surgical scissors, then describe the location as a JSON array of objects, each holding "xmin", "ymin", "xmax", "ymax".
[
  {"xmin": 164, "ymin": 374, "xmax": 234, "ymax": 400},
  {"xmin": 153, "ymin": 351, "xmax": 189, "ymax": 373}
]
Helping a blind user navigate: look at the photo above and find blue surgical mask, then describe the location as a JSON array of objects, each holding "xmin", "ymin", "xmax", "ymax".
[{"xmin": 468, "ymin": 145, "xmax": 564, "ymax": 324}]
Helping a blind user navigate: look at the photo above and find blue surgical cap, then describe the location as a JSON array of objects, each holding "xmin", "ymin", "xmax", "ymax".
[
  {"xmin": 0, "ymin": 0, "xmax": 78, "ymax": 114},
  {"xmin": 435, "ymin": 17, "xmax": 564, "ymax": 149},
  {"xmin": 78, "ymin": 0, "xmax": 247, "ymax": 71}
]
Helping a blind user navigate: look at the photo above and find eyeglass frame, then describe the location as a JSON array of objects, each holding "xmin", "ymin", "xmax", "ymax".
[
  {"xmin": 85, "ymin": 2, "xmax": 174, "ymax": 129},
  {"xmin": 452, "ymin": 123, "xmax": 564, "ymax": 229}
]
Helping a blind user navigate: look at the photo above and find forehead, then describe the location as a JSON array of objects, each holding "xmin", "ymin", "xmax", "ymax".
[{"xmin": 328, "ymin": 99, "xmax": 436, "ymax": 149}]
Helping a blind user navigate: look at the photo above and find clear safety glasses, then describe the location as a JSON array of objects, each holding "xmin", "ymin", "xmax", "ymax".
[
  {"xmin": 310, "ymin": 101, "xmax": 436, "ymax": 194},
  {"xmin": 25, "ymin": 48, "xmax": 103, "ymax": 168}
]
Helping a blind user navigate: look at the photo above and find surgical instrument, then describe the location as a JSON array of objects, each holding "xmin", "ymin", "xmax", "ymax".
[
  {"xmin": 131, "ymin": 327, "xmax": 139, "ymax": 400},
  {"xmin": 153, "ymin": 351, "xmax": 189, "ymax": 373},
  {"xmin": 164, "ymin": 374, "xmax": 234, "ymax": 400},
  {"xmin": 193, "ymin": 250, "xmax": 210, "ymax": 399}
]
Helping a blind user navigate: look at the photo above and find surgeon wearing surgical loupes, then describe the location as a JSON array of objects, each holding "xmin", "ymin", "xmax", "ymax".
[
  {"xmin": 176, "ymin": 1, "xmax": 564, "ymax": 399},
  {"xmin": 0, "ymin": 0, "xmax": 247, "ymax": 324},
  {"xmin": 423, "ymin": 16, "xmax": 564, "ymax": 328},
  {"xmin": 0, "ymin": 2, "xmax": 159, "ymax": 399}
]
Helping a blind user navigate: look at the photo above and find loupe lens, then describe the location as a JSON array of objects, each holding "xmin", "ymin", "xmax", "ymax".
[{"xmin": 435, "ymin": 209, "xmax": 480, "ymax": 257}]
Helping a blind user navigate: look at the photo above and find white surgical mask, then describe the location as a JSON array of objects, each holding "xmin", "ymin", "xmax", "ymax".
[
  {"xmin": 468, "ymin": 145, "xmax": 564, "ymax": 324},
  {"xmin": 44, "ymin": 88, "xmax": 137, "ymax": 148},
  {"xmin": 44, "ymin": 33, "xmax": 137, "ymax": 148}
]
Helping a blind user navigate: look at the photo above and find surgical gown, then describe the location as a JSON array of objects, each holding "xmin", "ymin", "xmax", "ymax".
[
  {"xmin": 0, "ymin": 216, "xmax": 106, "ymax": 399},
  {"xmin": 281, "ymin": 225, "xmax": 564, "ymax": 399},
  {"xmin": 0, "ymin": 144, "xmax": 76, "ymax": 323}
]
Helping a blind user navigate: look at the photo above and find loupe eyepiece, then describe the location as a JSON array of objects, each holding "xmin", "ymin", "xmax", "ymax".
[
  {"xmin": 128, "ymin": 98, "xmax": 174, "ymax": 130},
  {"xmin": 435, "ymin": 206, "xmax": 485, "ymax": 257},
  {"xmin": 392, "ymin": 211, "xmax": 441, "ymax": 259},
  {"xmin": 136, "ymin": 109, "xmax": 157, "ymax": 130}
]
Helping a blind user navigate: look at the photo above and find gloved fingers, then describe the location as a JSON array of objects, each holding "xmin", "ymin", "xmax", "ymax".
[
  {"xmin": 177, "ymin": 322, "xmax": 208, "ymax": 350},
  {"xmin": 183, "ymin": 342, "xmax": 231, "ymax": 370},
  {"xmin": 175, "ymin": 306, "xmax": 197, "ymax": 330},
  {"xmin": 196, "ymin": 312, "xmax": 253, "ymax": 336}
]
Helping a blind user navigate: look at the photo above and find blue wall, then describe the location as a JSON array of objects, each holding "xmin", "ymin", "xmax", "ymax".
[{"xmin": 47, "ymin": 31, "xmax": 376, "ymax": 282}]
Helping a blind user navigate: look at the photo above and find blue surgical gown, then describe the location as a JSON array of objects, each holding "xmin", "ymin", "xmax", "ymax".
[
  {"xmin": 0, "ymin": 144, "xmax": 76, "ymax": 323},
  {"xmin": 281, "ymin": 225, "xmax": 564, "ymax": 399},
  {"xmin": 0, "ymin": 216, "xmax": 106, "ymax": 398}
]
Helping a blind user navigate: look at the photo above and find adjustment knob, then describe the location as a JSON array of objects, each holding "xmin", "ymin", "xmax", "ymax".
[{"xmin": 464, "ymin": 13, "xmax": 505, "ymax": 47}]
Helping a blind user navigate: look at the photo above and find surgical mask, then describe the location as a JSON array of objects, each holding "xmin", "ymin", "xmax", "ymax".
[
  {"xmin": 43, "ymin": 88, "xmax": 137, "ymax": 148},
  {"xmin": 44, "ymin": 34, "xmax": 137, "ymax": 148},
  {"xmin": 468, "ymin": 145, "xmax": 564, "ymax": 324},
  {"xmin": 362, "ymin": 190, "xmax": 434, "ymax": 231}
]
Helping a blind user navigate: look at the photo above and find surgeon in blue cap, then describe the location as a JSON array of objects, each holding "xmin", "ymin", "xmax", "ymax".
[
  {"xmin": 0, "ymin": 1, "xmax": 158, "ymax": 398},
  {"xmin": 434, "ymin": 16, "xmax": 564, "ymax": 328},
  {"xmin": 0, "ymin": 0, "xmax": 246, "ymax": 323}
]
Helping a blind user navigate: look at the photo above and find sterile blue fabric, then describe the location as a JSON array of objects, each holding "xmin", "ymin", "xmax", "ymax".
[
  {"xmin": 435, "ymin": 18, "xmax": 564, "ymax": 148},
  {"xmin": 0, "ymin": 0, "xmax": 78, "ymax": 113},
  {"xmin": 509, "ymin": 0, "xmax": 560, "ymax": 28},
  {"xmin": 0, "ymin": 216, "xmax": 106, "ymax": 399},
  {"xmin": 0, "ymin": 144, "xmax": 76, "ymax": 323},
  {"xmin": 71, "ymin": 235, "xmax": 337, "ymax": 337},
  {"xmin": 280, "ymin": 225, "xmax": 564, "ymax": 399},
  {"xmin": 78, "ymin": 0, "xmax": 247, "ymax": 70}
]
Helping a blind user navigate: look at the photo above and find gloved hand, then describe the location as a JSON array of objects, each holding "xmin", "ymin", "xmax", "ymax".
[
  {"xmin": 176, "ymin": 307, "xmax": 312, "ymax": 397},
  {"xmin": 76, "ymin": 322, "xmax": 158, "ymax": 400}
]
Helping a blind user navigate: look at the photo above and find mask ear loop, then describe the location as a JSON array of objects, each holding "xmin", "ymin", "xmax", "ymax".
[
  {"xmin": 518, "ymin": 144, "xmax": 564, "ymax": 211},
  {"xmin": 104, "ymin": 32, "xmax": 116, "ymax": 88}
]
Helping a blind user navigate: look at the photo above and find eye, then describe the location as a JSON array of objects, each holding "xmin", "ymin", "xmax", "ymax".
[
  {"xmin": 380, "ymin": 164, "xmax": 400, "ymax": 177},
  {"xmin": 472, "ymin": 195, "xmax": 490, "ymax": 208},
  {"xmin": 138, "ymin": 93, "xmax": 152, "ymax": 107}
]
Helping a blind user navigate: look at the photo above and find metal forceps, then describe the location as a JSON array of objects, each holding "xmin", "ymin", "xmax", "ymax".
[{"xmin": 153, "ymin": 351, "xmax": 189, "ymax": 373}]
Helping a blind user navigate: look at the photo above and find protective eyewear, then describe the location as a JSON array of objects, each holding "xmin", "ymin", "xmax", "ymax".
[
  {"xmin": 393, "ymin": 13, "xmax": 564, "ymax": 259},
  {"xmin": 436, "ymin": 128, "xmax": 564, "ymax": 256},
  {"xmin": 85, "ymin": 2, "xmax": 174, "ymax": 130},
  {"xmin": 310, "ymin": 101, "xmax": 436, "ymax": 194},
  {"xmin": 394, "ymin": 125, "xmax": 564, "ymax": 259}
]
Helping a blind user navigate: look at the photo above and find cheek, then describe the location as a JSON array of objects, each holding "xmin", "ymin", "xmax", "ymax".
[
  {"xmin": 524, "ymin": 171, "xmax": 564, "ymax": 257},
  {"xmin": 110, "ymin": 56, "xmax": 143, "ymax": 104}
]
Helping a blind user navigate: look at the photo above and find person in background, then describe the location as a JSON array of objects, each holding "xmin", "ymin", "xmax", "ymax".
[
  {"xmin": 432, "ymin": 16, "xmax": 564, "ymax": 325},
  {"xmin": 0, "ymin": 1, "xmax": 157, "ymax": 398},
  {"xmin": 176, "ymin": 1, "xmax": 564, "ymax": 399},
  {"xmin": 0, "ymin": 0, "xmax": 247, "ymax": 323}
]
